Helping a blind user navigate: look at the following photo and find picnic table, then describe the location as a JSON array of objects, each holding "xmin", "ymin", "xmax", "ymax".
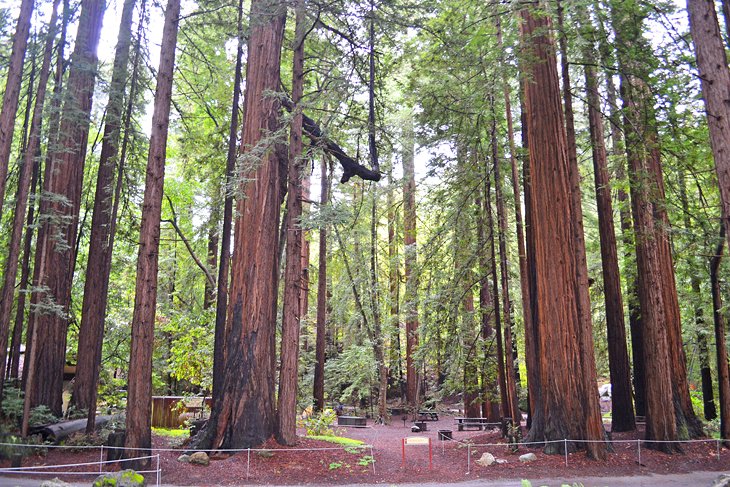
[
  {"xmin": 416, "ymin": 410, "xmax": 439, "ymax": 421},
  {"xmin": 337, "ymin": 415, "xmax": 367, "ymax": 427},
  {"xmin": 455, "ymin": 417, "xmax": 499, "ymax": 431}
]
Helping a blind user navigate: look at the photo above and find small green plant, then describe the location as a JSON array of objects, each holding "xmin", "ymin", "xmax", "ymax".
[
  {"xmin": 300, "ymin": 409, "xmax": 337, "ymax": 436},
  {"xmin": 65, "ymin": 405, "xmax": 88, "ymax": 420},
  {"xmin": 29, "ymin": 405, "xmax": 59, "ymax": 427},
  {"xmin": 328, "ymin": 461, "xmax": 343, "ymax": 470},
  {"xmin": 307, "ymin": 435, "xmax": 363, "ymax": 447},
  {"xmin": 357, "ymin": 455, "xmax": 374, "ymax": 467},
  {"xmin": 345, "ymin": 445, "xmax": 366, "ymax": 454}
]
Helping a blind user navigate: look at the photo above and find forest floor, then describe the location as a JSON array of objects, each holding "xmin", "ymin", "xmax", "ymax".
[{"xmin": 0, "ymin": 415, "xmax": 728, "ymax": 486}]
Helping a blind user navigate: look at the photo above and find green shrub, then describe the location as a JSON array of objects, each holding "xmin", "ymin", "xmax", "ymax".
[{"xmin": 300, "ymin": 409, "xmax": 337, "ymax": 436}]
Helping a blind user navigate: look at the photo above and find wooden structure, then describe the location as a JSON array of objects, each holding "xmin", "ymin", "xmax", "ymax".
[
  {"xmin": 151, "ymin": 396, "xmax": 211, "ymax": 428},
  {"xmin": 417, "ymin": 410, "xmax": 439, "ymax": 421},
  {"xmin": 337, "ymin": 415, "xmax": 366, "ymax": 427},
  {"xmin": 401, "ymin": 436, "xmax": 432, "ymax": 470},
  {"xmin": 455, "ymin": 417, "xmax": 497, "ymax": 431}
]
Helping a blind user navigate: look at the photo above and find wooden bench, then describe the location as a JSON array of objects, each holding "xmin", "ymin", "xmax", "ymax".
[
  {"xmin": 417, "ymin": 410, "xmax": 439, "ymax": 421},
  {"xmin": 337, "ymin": 415, "xmax": 366, "ymax": 427},
  {"xmin": 455, "ymin": 417, "xmax": 499, "ymax": 431}
]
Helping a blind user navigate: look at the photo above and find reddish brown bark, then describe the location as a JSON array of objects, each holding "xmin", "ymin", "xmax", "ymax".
[
  {"xmin": 403, "ymin": 118, "xmax": 419, "ymax": 409},
  {"xmin": 687, "ymin": 0, "xmax": 730, "ymax": 262},
  {"xmin": 496, "ymin": 16, "xmax": 531, "ymax": 415},
  {"xmin": 124, "ymin": 0, "xmax": 181, "ymax": 466},
  {"xmin": 211, "ymin": 0, "xmax": 244, "ymax": 406},
  {"xmin": 198, "ymin": 0, "xmax": 287, "ymax": 450},
  {"xmin": 72, "ymin": 0, "xmax": 138, "ymax": 425},
  {"xmin": 581, "ymin": 11, "xmax": 635, "ymax": 432},
  {"xmin": 276, "ymin": 2, "xmax": 305, "ymax": 444},
  {"xmin": 0, "ymin": 0, "xmax": 35, "ymax": 219},
  {"xmin": 0, "ymin": 0, "xmax": 60, "ymax": 397},
  {"xmin": 611, "ymin": 0, "xmax": 701, "ymax": 449},
  {"xmin": 27, "ymin": 0, "xmax": 105, "ymax": 416},
  {"xmin": 710, "ymin": 227, "xmax": 730, "ymax": 446},
  {"xmin": 519, "ymin": 2, "xmax": 607, "ymax": 458}
]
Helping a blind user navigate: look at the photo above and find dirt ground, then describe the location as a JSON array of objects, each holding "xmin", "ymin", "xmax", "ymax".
[{"xmin": 1, "ymin": 416, "xmax": 728, "ymax": 486}]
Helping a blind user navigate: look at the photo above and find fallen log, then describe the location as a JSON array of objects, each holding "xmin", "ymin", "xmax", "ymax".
[{"xmin": 34, "ymin": 415, "xmax": 114, "ymax": 443}]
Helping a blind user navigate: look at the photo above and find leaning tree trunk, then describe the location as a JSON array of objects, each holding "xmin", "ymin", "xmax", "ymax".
[
  {"xmin": 72, "ymin": 0, "xmax": 138, "ymax": 425},
  {"xmin": 519, "ymin": 1, "xmax": 607, "ymax": 459},
  {"xmin": 195, "ymin": 0, "xmax": 287, "ymax": 451},
  {"xmin": 124, "ymin": 0, "xmax": 181, "ymax": 467},
  {"xmin": 27, "ymin": 0, "xmax": 105, "ymax": 417},
  {"xmin": 687, "ymin": 0, "xmax": 730, "ymax": 264},
  {"xmin": 0, "ymin": 0, "xmax": 60, "ymax": 397},
  {"xmin": 0, "ymin": 0, "xmax": 35, "ymax": 219},
  {"xmin": 276, "ymin": 1, "xmax": 305, "ymax": 444}
]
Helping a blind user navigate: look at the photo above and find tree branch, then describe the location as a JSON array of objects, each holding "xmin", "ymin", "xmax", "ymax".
[{"xmin": 164, "ymin": 194, "xmax": 216, "ymax": 288}]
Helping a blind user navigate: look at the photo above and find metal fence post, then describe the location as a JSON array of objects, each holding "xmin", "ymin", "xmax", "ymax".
[
  {"xmin": 246, "ymin": 448, "xmax": 251, "ymax": 479},
  {"xmin": 564, "ymin": 439, "xmax": 568, "ymax": 467},
  {"xmin": 370, "ymin": 445, "xmax": 376, "ymax": 474},
  {"xmin": 637, "ymin": 439, "xmax": 641, "ymax": 465},
  {"xmin": 467, "ymin": 443, "xmax": 471, "ymax": 474},
  {"xmin": 99, "ymin": 445, "xmax": 104, "ymax": 473}
]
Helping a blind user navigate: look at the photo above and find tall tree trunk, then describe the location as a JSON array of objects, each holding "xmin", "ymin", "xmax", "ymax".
[
  {"xmin": 490, "ymin": 99, "xmax": 520, "ymax": 424},
  {"xmin": 204, "ymin": 223, "xmax": 219, "ymax": 310},
  {"xmin": 677, "ymin": 166, "xmax": 717, "ymax": 421},
  {"xmin": 402, "ymin": 116, "xmax": 419, "ymax": 409},
  {"xmin": 276, "ymin": 2, "xmax": 305, "ymax": 444},
  {"xmin": 71, "ymin": 0, "xmax": 138, "ymax": 423},
  {"xmin": 687, "ymin": 0, "xmax": 730, "ymax": 257},
  {"xmin": 476, "ymin": 181, "xmax": 499, "ymax": 421},
  {"xmin": 599, "ymin": 29, "xmax": 646, "ymax": 416},
  {"xmin": 196, "ymin": 0, "xmax": 287, "ymax": 450},
  {"xmin": 496, "ymin": 15, "xmax": 530, "ymax": 404},
  {"xmin": 22, "ymin": 0, "xmax": 70, "ymax": 397},
  {"xmin": 0, "ymin": 0, "xmax": 35, "ymax": 219},
  {"xmin": 0, "ymin": 0, "xmax": 60, "ymax": 396},
  {"xmin": 580, "ymin": 2, "xmax": 635, "ymax": 432},
  {"xmin": 387, "ymin": 170, "xmax": 402, "ymax": 396},
  {"xmin": 124, "ymin": 0, "xmax": 181, "ymax": 466},
  {"xmin": 211, "ymin": 0, "xmax": 244, "ymax": 406},
  {"xmin": 519, "ymin": 1, "xmax": 607, "ymax": 459},
  {"xmin": 27, "ymin": 0, "xmax": 105, "ymax": 417},
  {"xmin": 710, "ymin": 226, "xmax": 730, "ymax": 446},
  {"xmin": 485, "ymin": 171, "xmax": 509, "ymax": 422},
  {"xmin": 611, "ymin": 0, "xmax": 703, "ymax": 445},
  {"xmin": 313, "ymin": 157, "xmax": 330, "ymax": 412},
  {"xmin": 370, "ymin": 192, "xmax": 388, "ymax": 421}
]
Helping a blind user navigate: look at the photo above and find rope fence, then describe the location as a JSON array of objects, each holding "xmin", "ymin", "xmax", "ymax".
[
  {"xmin": 0, "ymin": 442, "xmax": 376, "ymax": 482},
  {"xmin": 0, "ymin": 454, "xmax": 161, "ymax": 486},
  {"xmin": 453, "ymin": 437, "xmax": 728, "ymax": 473},
  {"xmin": 0, "ymin": 436, "xmax": 725, "ymax": 480}
]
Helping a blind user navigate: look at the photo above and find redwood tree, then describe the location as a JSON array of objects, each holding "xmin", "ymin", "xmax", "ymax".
[
  {"xmin": 0, "ymin": 0, "xmax": 60, "ymax": 398},
  {"xmin": 124, "ymin": 0, "xmax": 181, "ymax": 465},
  {"xmin": 72, "ymin": 0, "xmax": 139, "ymax": 427},
  {"xmin": 26, "ymin": 0, "xmax": 105, "ymax": 416},
  {"xmin": 519, "ymin": 1, "xmax": 607, "ymax": 458},
  {"xmin": 687, "ymin": 0, "xmax": 730, "ymax": 253},
  {"xmin": 196, "ymin": 0, "xmax": 288, "ymax": 450},
  {"xmin": 276, "ymin": 0, "xmax": 305, "ymax": 444},
  {"xmin": 0, "ymin": 0, "xmax": 35, "ymax": 219}
]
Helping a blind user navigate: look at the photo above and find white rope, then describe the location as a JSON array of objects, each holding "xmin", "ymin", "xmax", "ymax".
[
  {"xmin": 0, "ymin": 468, "xmax": 161, "ymax": 476},
  {"xmin": 0, "ymin": 454, "xmax": 157, "ymax": 471},
  {"xmin": 0, "ymin": 442, "xmax": 372, "ymax": 453}
]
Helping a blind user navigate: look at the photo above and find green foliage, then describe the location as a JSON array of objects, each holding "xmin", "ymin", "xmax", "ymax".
[
  {"xmin": 1, "ymin": 385, "xmax": 24, "ymax": 425},
  {"xmin": 308, "ymin": 434, "xmax": 364, "ymax": 447},
  {"xmin": 29, "ymin": 405, "xmax": 59, "ymax": 428},
  {"xmin": 152, "ymin": 427, "xmax": 190, "ymax": 439},
  {"xmin": 300, "ymin": 409, "xmax": 337, "ymax": 436},
  {"xmin": 357, "ymin": 454, "xmax": 375, "ymax": 466},
  {"xmin": 328, "ymin": 461, "xmax": 344, "ymax": 470}
]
